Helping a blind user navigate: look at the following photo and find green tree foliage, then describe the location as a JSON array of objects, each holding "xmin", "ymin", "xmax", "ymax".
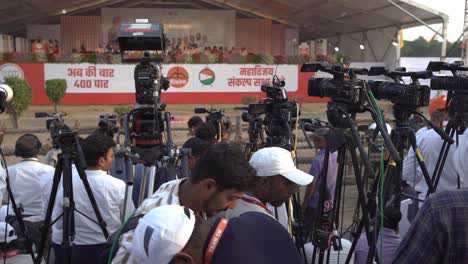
[
  {"xmin": 4, "ymin": 76, "xmax": 33, "ymax": 128},
  {"xmin": 45, "ymin": 79, "xmax": 67, "ymax": 112},
  {"xmin": 401, "ymin": 36, "xmax": 462, "ymax": 57}
]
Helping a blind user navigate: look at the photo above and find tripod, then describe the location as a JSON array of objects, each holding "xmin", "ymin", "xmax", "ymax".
[
  {"xmin": 309, "ymin": 105, "xmax": 378, "ymax": 264},
  {"xmin": 431, "ymin": 113, "xmax": 465, "ymax": 193},
  {"xmin": 344, "ymin": 106, "xmax": 447, "ymax": 264},
  {"xmin": 243, "ymin": 115, "xmax": 264, "ymax": 159},
  {"xmin": 35, "ymin": 130, "xmax": 109, "ymax": 264}
]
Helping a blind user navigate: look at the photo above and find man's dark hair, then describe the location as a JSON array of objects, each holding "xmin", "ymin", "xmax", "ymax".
[
  {"xmin": 188, "ymin": 116, "xmax": 204, "ymax": 129},
  {"xmin": 14, "ymin": 134, "xmax": 42, "ymax": 158},
  {"xmin": 82, "ymin": 133, "xmax": 115, "ymax": 167},
  {"xmin": 383, "ymin": 207, "xmax": 402, "ymax": 231},
  {"xmin": 182, "ymin": 137, "xmax": 211, "ymax": 158},
  {"xmin": 195, "ymin": 123, "xmax": 216, "ymax": 142},
  {"xmin": 191, "ymin": 142, "xmax": 255, "ymax": 191}
]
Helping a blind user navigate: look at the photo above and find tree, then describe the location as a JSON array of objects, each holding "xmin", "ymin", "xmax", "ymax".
[
  {"xmin": 4, "ymin": 76, "xmax": 33, "ymax": 129},
  {"xmin": 45, "ymin": 79, "xmax": 67, "ymax": 113}
]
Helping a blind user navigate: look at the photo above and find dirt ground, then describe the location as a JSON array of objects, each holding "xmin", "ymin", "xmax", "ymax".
[{"xmin": 1, "ymin": 102, "xmax": 409, "ymax": 230}]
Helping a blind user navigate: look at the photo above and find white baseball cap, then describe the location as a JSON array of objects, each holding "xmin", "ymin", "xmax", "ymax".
[
  {"xmin": 249, "ymin": 147, "xmax": 314, "ymax": 185},
  {"xmin": 130, "ymin": 205, "xmax": 196, "ymax": 264}
]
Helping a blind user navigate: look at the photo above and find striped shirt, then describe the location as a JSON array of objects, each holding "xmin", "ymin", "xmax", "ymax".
[{"xmin": 112, "ymin": 178, "xmax": 185, "ymax": 264}]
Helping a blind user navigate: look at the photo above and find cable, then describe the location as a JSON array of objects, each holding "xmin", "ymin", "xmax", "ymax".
[
  {"xmin": 108, "ymin": 213, "xmax": 135, "ymax": 264},
  {"xmin": 367, "ymin": 91, "xmax": 385, "ymax": 264}
]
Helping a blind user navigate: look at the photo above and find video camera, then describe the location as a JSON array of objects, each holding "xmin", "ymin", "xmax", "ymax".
[
  {"xmin": 118, "ymin": 21, "xmax": 174, "ymax": 165},
  {"xmin": 118, "ymin": 20, "xmax": 170, "ymax": 105},
  {"xmin": 98, "ymin": 114, "xmax": 119, "ymax": 138},
  {"xmin": 427, "ymin": 61, "xmax": 468, "ymax": 126},
  {"xmin": 194, "ymin": 107, "xmax": 230, "ymax": 141},
  {"xmin": 35, "ymin": 112, "xmax": 79, "ymax": 150},
  {"xmin": 241, "ymin": 75, "xmax": 299, "ymax": 149},
  {"xmin": 367, "ymin": 67, "xmax": 431, "ymax": 109},
  {"xmin": 301, "ymin": 62, "xmax": 368, "ymax": 107}
]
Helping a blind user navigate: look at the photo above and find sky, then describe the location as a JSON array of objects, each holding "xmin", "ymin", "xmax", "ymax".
[{"xmin": 404, "ymin": 0, "xmax": 465, "ymax": 41}]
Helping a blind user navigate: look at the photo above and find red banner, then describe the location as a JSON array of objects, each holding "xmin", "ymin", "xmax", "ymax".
[{"xmin": 0, "ymin": 63, "xmax": 326, "ymax": 105}]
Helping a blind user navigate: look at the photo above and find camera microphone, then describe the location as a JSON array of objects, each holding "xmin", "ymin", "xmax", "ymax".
[{"xmin": 0, "ymin": 84, "xmax": 13, "ymax": 113}]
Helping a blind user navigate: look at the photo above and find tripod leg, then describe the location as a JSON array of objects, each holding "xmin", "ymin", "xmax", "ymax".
[
  {"xmin": 75, "ymin": 166, "xmax": 109, "ymax": 239},
  {"xmin": 61, "ymin": 154, "xmax": 73, "ymax": 264},
  {"xmin": 432, "ymin": 128, "xmax": 455, "ymax": 192},
  {"xmin": 407, "ymin": 133, "xmax": 435, "ymax": 195},
  {"xmin": 123, "ymin": 158, "xmax": 135, "ymax": 221},
  {"xmin": 147, "ymin": 165, "xmax": 156, "ymax": 196},
  {"xmin": 138, "ymin": 166, "xmax": 148, "ymax": 205},
  {"xmin": 35, "ymin": 159, "xmax": 64, "ymax": 264}
]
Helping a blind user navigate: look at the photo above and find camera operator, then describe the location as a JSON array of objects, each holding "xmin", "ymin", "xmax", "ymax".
[
  {"xmin": 187, "ymin": 116, "xmax": 204, "ymax": 137},
  {"xmin": 0, "ymin": 134, "xmax": 55, "ymax": 247},
  {"xmin": 195, "ymin": 122, "xmax": 217, "ymax": 143},
  {"xmin": 302, "ymin": 128, "xmax": 338, "ymax": 238},
  {"xmin": 52, "ymin": 133, "xmax": 131, "ymax": 264},
  {"xmin": 178, "ymin": 137, "xmax": 211, "ymax": 177},
  {"xmin": 129, "ymin": 205, "xmax": 210, "ymax": 264},
  {"xmin": 213, "ymin": 147, "xmax": 313, "ymax": 224},
  {"xmin": 112, "ymin": 142, "xmax": 256, "ymax": 264},
  {"xmin": 402, "ymin": 95, "xmax": 455, "ymax": 201}
]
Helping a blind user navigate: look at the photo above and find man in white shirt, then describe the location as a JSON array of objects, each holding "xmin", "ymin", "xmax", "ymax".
[
  {"xmin": 1, "ymin": 134, "xmax": 54, "ymax": 248},
  {"xmin": 52, "ymin": 133, "xmax": 130, "ymax": 264}
]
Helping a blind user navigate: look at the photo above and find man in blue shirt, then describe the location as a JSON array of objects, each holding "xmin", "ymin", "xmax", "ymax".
[{"xmin": 302, "ymin": 128, "xmax": 338, "ymax": 239}]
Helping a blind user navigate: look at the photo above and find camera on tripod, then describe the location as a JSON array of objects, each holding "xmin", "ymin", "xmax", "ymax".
[
  {"xmin": 98, "ymin": 114, "xmax": 119, "ymax": 138},
  {"xmin": 118, "ymin": 21, "xmax": 173, "ymax": 159},
  {"xmin": 241, "ymin": 75, "xmax": 299, "ymax": 149},
  {"xmin": 194, "ymin": 107, "xmax": 230, "ymax": 141},
  {"xmin": 368, "ymin": 67, "xmax": 431, "ymax": 109},
  {"xmin": 35, "ymin": 112, "xmax": 76, "ymax": 148},
  {"xmin": 427, "ymin": 61, "xmax": 468, "ymax": 127},
  {"xmin": 301, "ymin": 62, "xmax": 368, "ymax": 106}
]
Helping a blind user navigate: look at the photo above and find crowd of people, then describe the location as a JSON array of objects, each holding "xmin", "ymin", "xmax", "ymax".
[{"xmin": 0, "ymin": 95, "xmax": 466, "ymax": 264}]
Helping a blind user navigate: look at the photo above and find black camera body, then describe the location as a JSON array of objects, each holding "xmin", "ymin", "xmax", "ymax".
[
  {"xmin": 35, "ymin": 112, "xmax": 77, "ymax": 150},
  {"xmin": 98, "ymin": 114, "xmax": 119, "ymax": 137},
  {"xmin": 242, "ymin": 77, "xmax": 299, "ymax": 149},
  {"xmin": 427, "ymin": 61, "xmax": 468, "ymax": 128},
  {"xmin": 118, "ymin": 22, "xmax": 171, "ymax": 150},
  {"xmin": 134, "ymin": 60, "xmax": 170, "ymax": 105},
  {"xmin": 194, "ymin": 107, "xmax": 230, "ymax": 141},
  {"xmin": 368, "ymin": 67, "xmax": 432, "ymax": 109},
  {"xmin": 302, "ymin": 62, "xmax": 368, "ymax": 107}
]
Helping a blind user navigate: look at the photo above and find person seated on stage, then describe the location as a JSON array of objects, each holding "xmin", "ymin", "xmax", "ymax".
[
  {"xmin": 205, "ymin": 212, "xmax": 302, "ymax": 264},
  {"xmin": 355, "ymin": 207, "xmax": 402, "ymax": 264},
  {"xmin": 0, "ymin": 134, "xmax": 55, "ymax": 248},
  {"xmin": 129, "ymin": 205, "xmax": 210, "ymax": 264},
  {"xmin": 112, "ymin": 141, "xmax": 255, "ymax": 264},
  {"xmin": 213, "ymin": 147, "xmax": 313, "ymax": 225},
  {"xmin": 52, "ymin": 133, "xmax": 132, "ymax": 264},
  {"xmin": 302, "ymin": 128, "xmax": 338, "ymax": 238},
  {"xmin": 393, "ymin": 188, "xmax": 468, "ymax": 264},
  {"xmin": 195, "ymin": 122, "xmax": 217, "ymax": 143},
  {"xmin": 187, "ymin": 116, "xmax": 204, "ymax": 137}
]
